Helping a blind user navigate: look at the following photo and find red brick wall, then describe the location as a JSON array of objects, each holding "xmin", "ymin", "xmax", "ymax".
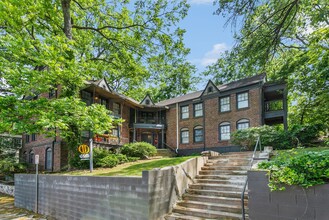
[
  {"xmin": 165, "ymin": 87, "xmax": 262, "ymax": 151},
  {"xmin": 22, "ymin": 134, "xmax": 64, "ymax": 171},
  {"xmin": 205, "ymin": 88, "xmax": 262, "ymax": 148},
  {"xmin": 120, "ymin": 104, "xmax": 130, "ymax": 145},
  {"xmin": 166, "ymin": 107, "xmax": 177, "ymax": 149}
]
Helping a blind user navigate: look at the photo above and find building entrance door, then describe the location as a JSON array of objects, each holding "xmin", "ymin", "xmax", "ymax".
[{"xmin": 141, "ymin": 132, "xmax": 153, "ymax": 145}]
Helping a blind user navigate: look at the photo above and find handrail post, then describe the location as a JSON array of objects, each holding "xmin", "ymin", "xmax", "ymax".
[{"xmin": 241, "ymin": 135, "xmax": 260, "ymax": 219}]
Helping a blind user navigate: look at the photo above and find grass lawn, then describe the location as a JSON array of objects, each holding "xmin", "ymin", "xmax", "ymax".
[{"xmin": 60, "ymin": 156, "xmax": 196, "ymax": 176}]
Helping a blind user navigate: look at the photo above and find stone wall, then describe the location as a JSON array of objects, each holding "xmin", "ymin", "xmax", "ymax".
[
  {"xmin": 248, "ymin": 171, "xmax": 329, "ymax": 220},
  {"xmin": 0, "ymin": 182, "xmax": 14, "ymax": 196},
  {"xmin": 15, "ymin": 156, "xmax": 207, "ymax": 220}
]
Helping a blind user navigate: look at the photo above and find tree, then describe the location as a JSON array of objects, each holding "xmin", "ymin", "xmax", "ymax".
[
  {"xmin": 0, "ymin": 0, "xmax": 195, "ymax": 99},
  {"xmin": 0, "ymin": 0, "xmax": 194, "ymax": 167},
  {"xmin": 205, "ymin": 0, "xmax": 329, "ymax": 129}
]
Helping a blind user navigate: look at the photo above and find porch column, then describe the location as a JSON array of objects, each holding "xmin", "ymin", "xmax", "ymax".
[
  {"xmin": 133, "ymin": 128, "xmax": 136, "ymax": 142},
  {"xmin": 161, "ymin": 128, "xmax": 164, "ymax": 148}
]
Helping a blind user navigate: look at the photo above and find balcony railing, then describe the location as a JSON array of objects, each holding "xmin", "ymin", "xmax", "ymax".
[
  {"xmin": 264, "ymin": 100, "xmax": 283, "ymax": 112},
  {"xmin": 93, "ymin": 134, "xmax": 120, "ymax": 145},
  {"xmin": 134, "ymin": 117, "xmax": 166, "ymax": 125}
]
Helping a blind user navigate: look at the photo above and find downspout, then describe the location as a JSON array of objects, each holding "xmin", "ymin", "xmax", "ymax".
[
  {"xmin": 202, "ymin": 98, "xmax": 206, "ymax": 151},
  {"xmin": 176, "ymin": 103, "xmax": 179, "ymax": 154}
]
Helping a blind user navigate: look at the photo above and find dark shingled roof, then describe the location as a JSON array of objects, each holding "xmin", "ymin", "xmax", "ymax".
[
  {"xmin": 156, "ymin": 90, "xmax": 203, "ymax": 106},
  {"xmin": 156, "ymin": 74, "xmax": 266, "ymax": 106}
]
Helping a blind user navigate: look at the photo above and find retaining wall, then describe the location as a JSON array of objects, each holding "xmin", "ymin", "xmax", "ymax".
[
  {"xmin": 0, "ymin": 182, "xmax": 14, "ymax": 196},
  {"xmin": 15, "ymin": 156, "xmax": 207, "ymax": 220},
  {"xmin": 248, "ymin": 170, "xmax": 329, "ymax": 220}
]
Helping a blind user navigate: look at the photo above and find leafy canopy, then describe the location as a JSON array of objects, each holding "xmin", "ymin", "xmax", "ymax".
[
  {"xmin": 0, "ymin": 0, "xmax": 195, "ymax": 138},
  {"xmin": 206, "ymin": 0, "xmax": 329, "ymax": 129}
]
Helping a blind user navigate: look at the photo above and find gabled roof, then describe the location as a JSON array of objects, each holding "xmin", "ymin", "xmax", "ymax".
[
  {"xmin": 88, "ymin": 78, "xmax": 112, "ymax": 92},
  {"xmin": 200, "ymin": 80, "xmax": 219, "ymax": 97},
  {"xmin": 156, "ymin": 74, "xmax": 266, "ymax": 106},
  {"xmin": 156, "ymin": 90, "xmax": 203, "ymax": 106},
  {"xmin": 140, "ymin": 94, "xmax": 155, "ymax": 105}
]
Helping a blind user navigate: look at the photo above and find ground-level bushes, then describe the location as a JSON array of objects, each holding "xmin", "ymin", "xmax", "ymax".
[
  {"xmin": 258, "ymin": 148, "xmax": 329, "ymax": 190},
  {"xmin": 120, "ymin": 142, "xmax": 157, "ymax": 159},
  {"xmin": 232, "ymin": 124, "xmax": 325, "ymax": 150}
]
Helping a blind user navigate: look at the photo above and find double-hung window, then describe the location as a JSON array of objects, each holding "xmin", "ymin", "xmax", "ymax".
[
  {"xmin": 237, "ymin": 119, "xmax": 250, "ymax": 130},
  {"xmin": 194, "ymin": 103, "xmax": 203, "ymax": 117},
  {"xmin": 194, "ymin": 126, "xmax": 204, "ymax": 143},
  {"xmin": 219, "ymin": 122, "xmax": 231, "ymax": 140},
  {"xmin": 237, "ymin": 92, "xmax": 249, "ymax": 109},
  {"xmin": 181, "ymin": 128, "xmax": 189, "ymax": 144},
  {"xmin": 180, "ymin": 106, "xmax": 189, "ymax": 119},
  {"xmin": 220, "ymin": 96, "xmax": 230, "ymax": 112}
]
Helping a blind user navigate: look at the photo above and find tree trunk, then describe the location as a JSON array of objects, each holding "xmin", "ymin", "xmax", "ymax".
[{"xmin": 61, "ymin": 0, "xmax": 72, "ymax": 40}]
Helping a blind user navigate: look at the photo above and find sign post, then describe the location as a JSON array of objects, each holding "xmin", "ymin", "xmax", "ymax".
[
  {"xmin": 77, "ymin": 142, "xmax": 93, "ymax": 173},
  {"xmin": 35, "ymin": 154, "xmax": 39, "ymax": 213},
  {"xmin": 89, "ymin": 138, "xmax": 93, "ymax": 173}
]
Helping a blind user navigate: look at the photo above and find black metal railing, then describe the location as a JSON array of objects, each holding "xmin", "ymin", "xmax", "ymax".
[
  {"xmin": 264, "ymin": 100, "xmax": 283, "ymax": 112},
  {"xmin": 134, "ymin": 116, "xmax": 166, "ymax": 124},
  {"xmin": 241, "ymin": 136, "xmax": 262, "ymax": 220}
]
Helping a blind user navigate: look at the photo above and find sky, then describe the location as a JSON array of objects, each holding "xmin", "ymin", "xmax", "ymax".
[{"xmin": 179, "ymin": 0, "xmax": 236, "ymax": 88}]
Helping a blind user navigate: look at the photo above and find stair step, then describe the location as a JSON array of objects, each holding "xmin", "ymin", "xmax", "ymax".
[
  {"xmin": 186, "ymin": 189, "xmax": 245, "ymax": 198},
  {"xmin": 189, "ymin": 183, "xmax": 243, "ymax": 191},
  {"xmin": 195, "ymin": 178, "xmax": 245, "ymax": 185},
  {"xmin": 195, "ymin": 175, "xmax": 247, "ymax": 180},
  {"xmin": 199, "ymin": 170, "xmax": 247, "ymax": 175},
  {"xmin": 178, "ymin": 200, "xmax": 243, "ymax": 213},
  {"xmin": 165, "ymin": 213, "xmax": 205, "ymax": 220},
  {"xmin": 201, "ymin": 166, "xmax": 249, "ymax": 171},
  {"xmin": 206, "ymin": 161, "xmax": 251, "ymax": 166},
  {"xmin": 173, "ymin": 205, "xmax": 243, "ymax": 219},
  {"xmin": 183, "ymin": 194, "xmax": 248, "ymax": 206}
]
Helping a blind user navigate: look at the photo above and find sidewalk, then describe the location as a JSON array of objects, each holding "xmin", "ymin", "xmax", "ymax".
[{"xmin": 0, "ymin": 193, "xmax": 51, "ymax": 220}]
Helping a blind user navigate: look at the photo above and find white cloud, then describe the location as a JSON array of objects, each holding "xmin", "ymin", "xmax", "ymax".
[
  {"xmin": 200, "ymin": 43, "xmax": 229, "ymax": 66},
  {"xmin": 188, "ymin": 0, "xmax": 213, "ymax": 5}
]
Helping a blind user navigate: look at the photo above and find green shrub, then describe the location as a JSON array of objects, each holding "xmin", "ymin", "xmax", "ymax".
[
  {"xmin": 232, "ymin": 125, "xmax": 290, "ymax": 150},
  {"xmin": 127, "ymin": 157, "xmax": 139, "ymax": 162},
  {"xmin": 258, "ymin": 149, "xmax": 329, "ymax": 190},
  {"xmin": 232, "ymin": 124, "xmax": 323, "ymax": 150},
  {"xmin": 121, "ymin": 142, "xmax": 157, "ymax": 159},
  {"xmin": 96, "ymin": 155, "xmax": 119, "ymax": 168},
  {"xmin": 115, "ymin": 154, "xmax": 128, "ymax": 164},
  {"xmin": 0, "ymin": 158, "xmax": 27, "ymax": 176}
]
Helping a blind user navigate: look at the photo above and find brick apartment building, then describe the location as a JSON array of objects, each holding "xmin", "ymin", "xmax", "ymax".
[{"xmin": 22, "ymin": 74, "xmax": 287, "ymax": 171}]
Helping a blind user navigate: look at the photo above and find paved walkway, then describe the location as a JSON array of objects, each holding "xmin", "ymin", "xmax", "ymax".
[{"xmin": 0, "ymin": 193, "xmax": 51, "ymax": 220}]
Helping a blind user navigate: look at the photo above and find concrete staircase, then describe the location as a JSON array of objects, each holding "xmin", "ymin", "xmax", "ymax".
[{"xmin": 165, "ymin": 151, "xmax": 253, "ymax": 220}]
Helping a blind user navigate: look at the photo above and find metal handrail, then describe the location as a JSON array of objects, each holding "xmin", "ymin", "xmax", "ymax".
[{"xmin": 241, "ymin": 136, "xmax": 261, "ymax": 220}]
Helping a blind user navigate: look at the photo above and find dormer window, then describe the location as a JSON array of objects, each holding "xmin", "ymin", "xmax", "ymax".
[
  {"xmin": 208, "ymin": 86, "xmax": 213, "ymax": 93},
  {"xmin": 145, "ymin": 99, "xmax": 150, "ymax": 105}
]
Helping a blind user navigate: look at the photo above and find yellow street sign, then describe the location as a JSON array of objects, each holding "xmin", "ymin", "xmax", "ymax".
[{"xmin": 78, "ymin": 144, "xmax": 90, "ymax": 154}]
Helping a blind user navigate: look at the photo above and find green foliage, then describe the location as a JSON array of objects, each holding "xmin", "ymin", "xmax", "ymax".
[
  {"xmin": 0, "ymin": 158, "xmax": 26, "ymax": 176},
  {"xmin": 207, "ymin": 0, "xmax": 329, "ymax": 132},
  {"xmin": 69, "ymin": 147, "xmax": 139, "ymax": 170},
  {"xmin": 121, "ymin": 142, "xmax": 157, "ymax": 159},
  {"xmin": 258, "ymin": 149, "xmax": 329, "ymax": 190},
  {"xmin": 96, "ymin": 155, "xmax": 119, "ymax": 168},
  {"xmin": 232, "ymin": 125, "xmax": 323, "ymax": 150}
]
